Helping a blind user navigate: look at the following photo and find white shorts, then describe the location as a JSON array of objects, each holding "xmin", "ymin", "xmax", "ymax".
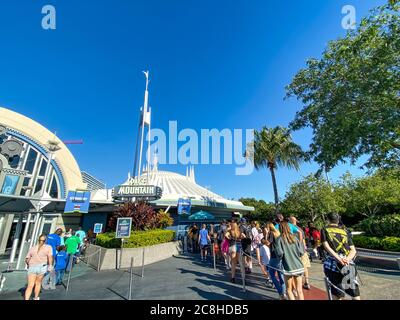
[{"xmin": 27, "ymin": 264, "xmax": 47, "ymax": 275}]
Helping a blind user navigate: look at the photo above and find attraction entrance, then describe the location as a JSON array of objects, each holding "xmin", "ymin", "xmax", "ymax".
[{"xmin": 0, "ymin": 195, "xmax": 64, "ymax": 271}]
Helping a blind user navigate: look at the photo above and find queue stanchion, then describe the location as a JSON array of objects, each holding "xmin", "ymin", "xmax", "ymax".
[
  {"xmin": 141, "ymin": 247, "xmax": 145, "ymax": 278},
  {"xmin": 238, "ymin": 249, "xmax": 246, "ymax": 292},
  {"xmin": 324, "ymin": 277, "xmax": 333, "ymax": 300},
  {"xmin": 97, "ymin": 247, "xmax": 101, "ymax": 272},
  {"xmin": 128, "ymin": 257, "xmax": 134, "ymax": 300},
  {"xmin": 184, "ymin": 235, "xmax": 188, "ymax": 253},
  {"xmin": 212, "ymin": 243, "xmax": 216, "ymax": 271},
  {"xmin": 66, "ymin": 254, "xmax": 74, "ymax": 293}
]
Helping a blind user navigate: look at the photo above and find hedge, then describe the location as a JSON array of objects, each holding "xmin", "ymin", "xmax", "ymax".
[
  {"xmin": 96, "ymin": 229, "xmax": 176, "ymax": 249},
  {"xmin": 357, "ymin": 214, "xmax": 400, "ymax": 237},
  {"xmin": 353, "ymin": 235, "xmax": 400, "ymax": 252}
]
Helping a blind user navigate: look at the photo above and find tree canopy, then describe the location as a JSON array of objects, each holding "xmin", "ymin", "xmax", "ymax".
[{"xmin": 286, "ymin": 1, "xmax": 400, "ymax": 172}]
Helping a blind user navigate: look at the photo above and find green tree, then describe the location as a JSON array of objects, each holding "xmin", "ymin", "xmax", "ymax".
[
  {"xmin": 286, "ymin": 1, "xmax": 400, "ymax": 172},
  {"xmin": 281, "ymin": 174, "xmax": 344, "ymax": 227},
  {"xmin": 337, "ymin": 169, "xmax": 400, "ymax": 219},
  {"xmin": 239, "ymin": 198, "xmax": 276, "ymax": 221},
  {"xmin": 246, "ymin": 126, "xmax": 306, "ymax": 211}
]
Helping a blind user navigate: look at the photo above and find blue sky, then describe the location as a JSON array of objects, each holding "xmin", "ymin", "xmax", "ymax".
[{"xmin": 0, "ymin": 0, "xmax": 386, "ymax": 202}]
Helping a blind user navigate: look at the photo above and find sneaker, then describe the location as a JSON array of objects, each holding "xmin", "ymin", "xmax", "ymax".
[
  {"xmin": 279, "ymin": 294, "xmax": 287, "ymax": 300},
  {"xmin": 303, "ymin": 283, "xmax": 311, "ymax": 290},
  {"xmin": 33, "ymin": 297, "xmax": 40, "ymax": 300},
  {"xmin": 230, "ymin": 278, "xmax": 236, "ymax": 283},
  {"xmin": 266, "ymin": 279, "xmax": 274, "ymax": 288}
]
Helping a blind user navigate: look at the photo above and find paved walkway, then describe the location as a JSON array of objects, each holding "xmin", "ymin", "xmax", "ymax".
[{"xmin": 1, "ymin": 253, "xmax": 399, "ymax": 300}]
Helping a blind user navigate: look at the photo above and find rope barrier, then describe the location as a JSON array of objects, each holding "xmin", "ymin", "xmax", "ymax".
[{"xmin": 239, "ymin": 249, "xmax": 360, "ymax": 299}]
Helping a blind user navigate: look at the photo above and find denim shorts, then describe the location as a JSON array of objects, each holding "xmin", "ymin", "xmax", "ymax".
[{"xmin": 28, "ymin": 264, "xmax": 47, "ymax": 275}]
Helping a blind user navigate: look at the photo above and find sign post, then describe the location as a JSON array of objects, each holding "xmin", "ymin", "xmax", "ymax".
[
  {"xmin": 94, "ymin": 223, "xmax": 103, "ymax": 235},
  {"xmin": 115, "ymin": 218, "xmax": 132, "ymax": 269}
]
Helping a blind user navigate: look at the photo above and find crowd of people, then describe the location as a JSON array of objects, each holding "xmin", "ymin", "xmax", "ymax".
[
  {"xmin": 24, "ymin": 227, "xmax": 95, "ymax": 300},
  {"xmin": 187, "ymin": 212, "xmax": 360, "ymax": 301}
]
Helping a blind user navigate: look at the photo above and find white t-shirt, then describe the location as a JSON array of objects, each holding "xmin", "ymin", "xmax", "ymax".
[
  {"xmin": 251, "ymin": 227, "xmax": 263, "ymax": 250},
  {"xmin": 259, "ymin": 244, "xmax": 271, "ymax": 266}
]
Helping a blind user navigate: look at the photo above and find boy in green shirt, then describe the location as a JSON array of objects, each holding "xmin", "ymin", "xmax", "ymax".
[{"xmin": 65, "ymin": 234, "xmax": 81, "ymax": 271}]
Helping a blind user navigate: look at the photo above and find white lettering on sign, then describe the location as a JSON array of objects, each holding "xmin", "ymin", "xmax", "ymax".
[{"xmin": 117, "ymin": 186, "xmax": 156, "ymax": 195}]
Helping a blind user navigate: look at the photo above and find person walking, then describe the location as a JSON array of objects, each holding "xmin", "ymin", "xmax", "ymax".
[
  {"xmin": 239, "ymin": 218, "xmax": 252, "ymax": 274},
  {"xmin": 290, "ymin": 216, "xmax": 311, "ymax": 290},
  {"xmin": 260, "ymin": 238, "xmax": 274, "ymax": 288},
  {"xmin": 87, "ymin": 229, "xmax": 96, "ymax": 244},
  {"xmin": 321, "ymin": 213, "xmax": 360, "ymax": 300},
  {"xmin": 266, "ymin": 223, "xmax": 287, "ymax": 300},
  {"xmin": 65, "ymin": 231, "xmax": 81, "ymax": 271},
  {"xmin": 44, "ymin": 228, "xmax": 62, "ymax": 289},
  {"xmin": 221, "ymin": 232, "xmax": 231, "ymax": 269},
  {"xmin": 54, "ymin": 245, "xmax": 68, "ymax": 285},
  {"xmin": 251, "ymin": 221, "xmax": 263, "ymax": 267},
  {"xmin": 276, "ymin": 221, "xmax": 305, "ymax": 300},
  {"xmin": 198, "ymin": 224, "xmax": 211, "ymax": 261},
  {"xmin": 225, "ymin": 220, "xmax": 243, "ymax": 283},
  {"xmin": 24, "ymin": 234, "xmax": 53, "ymax": 300},
  {"xmin": 46, "ymin": 228, "xmax": 62, "ymax": 258}
]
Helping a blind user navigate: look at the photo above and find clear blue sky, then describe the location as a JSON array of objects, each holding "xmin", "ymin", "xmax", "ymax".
[{"xmin": 0, "ymin": 0, "xmax": 386, "ymax": 202}]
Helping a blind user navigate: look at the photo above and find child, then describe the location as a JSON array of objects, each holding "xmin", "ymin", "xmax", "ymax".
[
  {"xmin": 221, "ymin": 234, "xmax": 231, "ymax": 269},
  {"xmin": 260, "ymin": 238, "xmax": 274, "ymax": 288},
  {"xmin": 55, "ymin": 245, "xmax": 68, "ymax": 285}
]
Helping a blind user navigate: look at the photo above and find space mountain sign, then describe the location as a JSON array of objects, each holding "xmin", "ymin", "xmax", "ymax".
[{"xmin": 112, "ymin": 177, "xmax": 162, "ymax": 202}]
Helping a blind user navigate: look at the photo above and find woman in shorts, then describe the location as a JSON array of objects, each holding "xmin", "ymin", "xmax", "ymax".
[
  {"xmin": 225, "ymin": 221, "xmax": 242, "ymax": 283},
  {"xmin": 25, "ymin": 234, "xmax": 53, "ymax": 300}
]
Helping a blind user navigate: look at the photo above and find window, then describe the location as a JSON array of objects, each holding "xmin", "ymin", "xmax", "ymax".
[
  {"xmin": 20, "ymin": 177, "xmax": 31, "ymax": 196},
  {"xmin": 49, "ymin": 176, "xmax": 59, "ymax": 198},
  {"xmin": 34, "ymin": 178, "xmax": 43, "ymax": 194},
  {"xmin": 9, "ymin": 155, "xmax": 20, "ymax": 169},
  {"xmin": 39, "ymin": 159, "xmax": 48, "ymax": 176},
  {"xmin": 24, "ymin": 148, "xmax": 38, "ymax": 174}
]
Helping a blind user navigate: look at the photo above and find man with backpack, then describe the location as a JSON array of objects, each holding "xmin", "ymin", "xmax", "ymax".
[{"xmin": 321, "ymin": 213, "xmax": 360, "ymax": 300}]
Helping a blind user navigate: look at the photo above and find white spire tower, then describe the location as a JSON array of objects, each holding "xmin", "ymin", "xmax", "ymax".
[{"xmin": 133, "ymin": 71, "xmax": 152, "ymax": 179}]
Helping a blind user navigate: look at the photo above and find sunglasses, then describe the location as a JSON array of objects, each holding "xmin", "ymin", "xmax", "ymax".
[{"xmin": 39, "ymin": 239, "xmax": 46, "ymax": 242}]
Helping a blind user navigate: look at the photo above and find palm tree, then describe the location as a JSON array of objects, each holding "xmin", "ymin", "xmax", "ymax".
[{"xmin": 246, "ymin": 126, "xmax": 306, "ymax": 212}]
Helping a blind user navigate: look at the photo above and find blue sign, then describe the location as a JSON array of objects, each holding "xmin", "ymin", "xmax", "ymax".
[
  {"xmin": 1, "ymin": 175, "xmax": 19, "ymax": 195},
  {"xmin": 64, "ymin": 190, "xmax": 91, "ymax": 214},
  {"xmin": 116, "ymin": 218, "xmax": 132, "ymax": 238},
  {"xmin": 94, "ymin": 223, "xmax": 103, "ymax": 234},
  {"xmin": 178, "ymin": 198, "xmax": 191, "ymax": 215}
]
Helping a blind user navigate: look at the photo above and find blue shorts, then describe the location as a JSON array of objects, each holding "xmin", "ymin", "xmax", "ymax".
[{"xmin": 27, "ymin": 264, "xmax": 47, "ymax": 275}]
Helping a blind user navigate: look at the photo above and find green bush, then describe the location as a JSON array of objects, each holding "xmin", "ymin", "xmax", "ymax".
[
  {"xmin": 352, "ymin": 235, "xmax": 383, "ymax": 250},
  {"xmin": 352, "ymin": 235, "xmax": 400, "ymax": 252},
  {"xmin": 357, "ymin": 214, "xmax": 400, "ymax": 237},
  {"xmin": 382, "ymin": 237, "xmax": 400, "ymax": 252},
  {"xmin": 96, "ymin": 229, "xmax": 175, "ymax": 249}
]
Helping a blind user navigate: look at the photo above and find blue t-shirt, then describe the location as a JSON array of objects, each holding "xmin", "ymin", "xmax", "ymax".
[
  {"xmin": 199, "ymin": 229, "xmax": 209, "ymax": 245},
  {"xmin": 55, "ymin": 251, "xmax": 69, "ymax": 271},
  {"xmin": 75, "ymin": 230, "xmax": 86, "ymax": 243},
  {"xmin": 46, "ymin": 233, "xmax": 61, "ymax": 256},
  {"xmin": 275, "ymin": 223, "xmax": 299, "ymax": 234}
]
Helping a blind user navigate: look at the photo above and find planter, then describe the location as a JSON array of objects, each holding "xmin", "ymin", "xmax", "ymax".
[{"xmin": 82, "ymin": 241, "xmax": 183, "ymax": 270}]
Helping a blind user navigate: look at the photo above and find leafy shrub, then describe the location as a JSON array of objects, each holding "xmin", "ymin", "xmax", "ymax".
[
  {"xmin": 382, "ymin": 237, "xmax": 400, "ymax": 252},
  {"xmin": 352, "ymin": 235, "xmax": 383, "ymax": 250},
  {"xmin": 96, "ymin": 229, "xmax": 175, "ymax": 249},
  {"xmin": 352, "ymin": 235, "xmax": 400, "ymax": 252},
  {"xmin": 156, "ymin": 210, "xmax": 174, "ymax": 229},
  {"xmin": 109, "ymin": 202, "xmax": 158, "ymax": 231},
  {"xmin": 356, "ymin": 214, "xmax": 400, "ymax": 237}
]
